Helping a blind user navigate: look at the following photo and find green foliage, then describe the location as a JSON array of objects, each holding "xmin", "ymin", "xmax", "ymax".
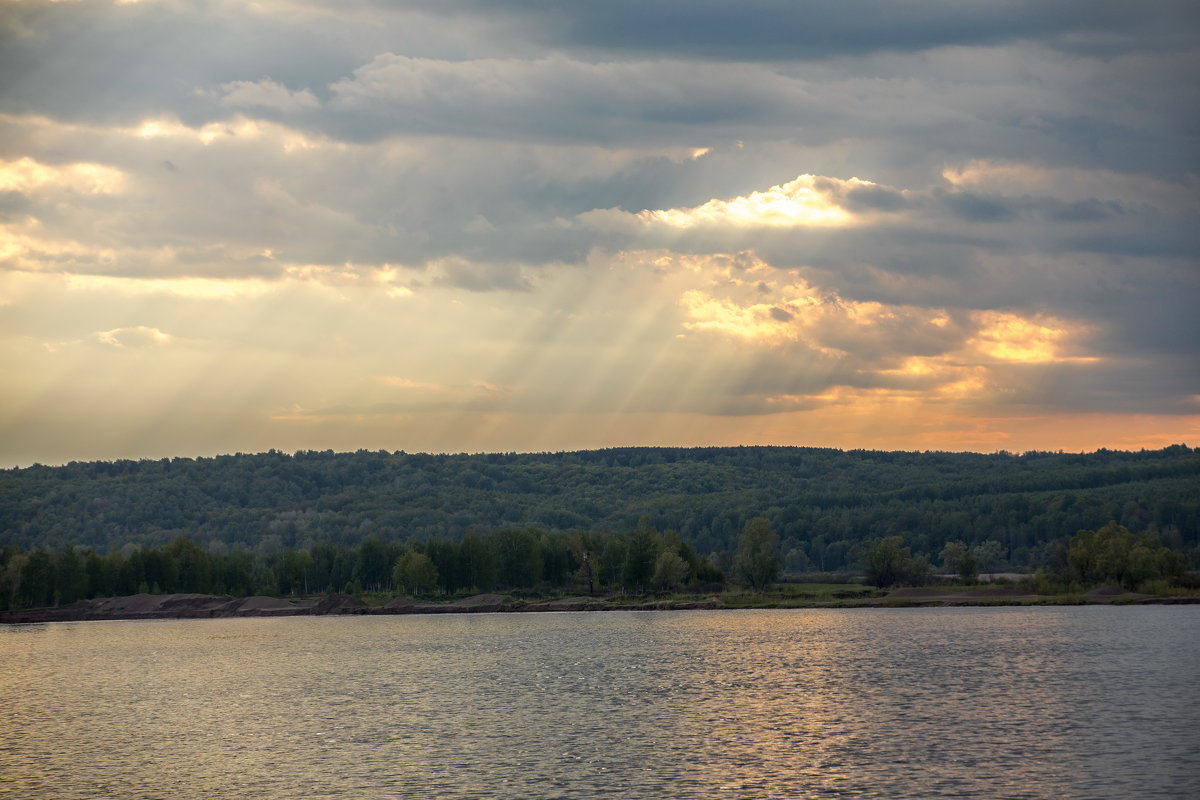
[
  {"xmin": 652, "ymin": 551, "xmax": 690, "ymax": 590},
  {"xmin": 862, "ymin": 536, "xmax": 931, "ymax": 588},
  {"xmin": 1064, "ymin": 522, "xmax": 1186, "ymax": 588},
  {"xmin": 733, "ymin": 517, "xmax": 781, "ymax": 590},
  {"xmin": 622, "ymin": 522, "xmax": 660, "ymax": 591},
  {"xmin": 493, "ymin": 528, "xmax": 543, "ymax": 589},
  {"xmin": 166, "ymin": 537, "xmax": 212, "ymax": 593},
  {"xmin": 1, "ymin": 446, "xmax": 1197, "ymax": 608},
  {"xmin": 598, "ymin": 536, "xmax": 627, "ymax": 587},
  {"xmin": 393, "ymin": 551, "xmax": 438, "ymax": 595},
  {"xmin": 1, "ymin": 447, "xmax": 1195, "ymax": 566},
  {"xmin": 423, "ymin": 538, "xmax": 461, "ymax": 593},
  {"xmin": 782, "ymin": 544, "xmax": 814, "ymax": 574},
  {"xmin": 458, "ymin": 532, "xmax": 498, "ymax": 592},
  {"xmin": 354, "ymin": 534, "xmax": 392, "ymax": 592},
  {"xmin": 939, "ymin": 540, "xmax": 978, "ymax": 581},
  {"xmin": 53, "ymin": 545, "xmax": 86, "ymax": 605},
  {"xmin": 971, "ymin": 540, "xmax": 1005, "ymax": 573}
]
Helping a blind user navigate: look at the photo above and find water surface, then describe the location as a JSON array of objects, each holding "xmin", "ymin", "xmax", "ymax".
[{"xmin": 2, "ymin": 607, "xmax": 1197, "ymax": 799}]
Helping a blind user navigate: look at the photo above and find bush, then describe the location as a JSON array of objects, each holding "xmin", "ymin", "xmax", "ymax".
[{"xmin": 862, "ymin": 537, "xmax": 931, "ymax": 588}]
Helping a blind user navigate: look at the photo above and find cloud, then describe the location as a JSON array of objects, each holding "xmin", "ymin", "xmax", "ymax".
[
  {"xmin": 0, "ymin": 157, "xmax": 126, "ymax": 195},
  {"xmin": 94, "ymin": 325, "xmax": 173, "ymax": 348},
  {"xmin": 576, "ymin": 167, "xmax": 1195, "ymax": 280},
  {"xmin": 0, "ymin": 1, "xmax": 1196, "ymax": 462},
  {"xmin": 431, "ymin": 258, "xmax": 533, "ymax": 293},
  {"xmin": 65, "ymin": 274, "xmax": 279, "ymax": 300},
  {"xmin": 218, "ymin": 78, "xmax": 320, "ymax": 111},
  {"xmin": 420, "ymin": 1, "xmax": 1198, "ymax": 60},
  {"xmin": 635, "ymin": 175, "xmax": 863, "ymax": 228},
  {"xmin": 655, "ymin": 248, "xmax": 1170, "ymax": 418},
  {"xmin": 322, "ymin": 53, "xmax": 801, "ymax": 144}
]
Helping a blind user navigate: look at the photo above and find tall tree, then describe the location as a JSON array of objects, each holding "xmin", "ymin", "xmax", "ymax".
[
  {"xmin": 862, "ymin": 536, "xmax": 929, "ymax": 588},
  {"xmin": 652, "ymin": 550, "xmax": 690, "ymax": 590},
  {"xmin": 733, "ymin": 517, "xmax": 781, "ymax": 590},
  {"xmin": 166, "ymin": 538, "xmax": 212, "ymax": 594},
  {"xmin": 939, "ymin": 540, "xmax": 978, "ymax": 582},
  {"xmin": 424, "ymin": 539, "xmax": 461, "ymax": 593},
  {"xmin": 622, "ymin": 524, "xmax": 659, "ymax": 591},
  {"xmin": 459, "ymin": 531, "xmax": 497, "ymax": 591},
  {"xmin": 493, "ymin": 528, "xmax": 543, "ymax": 589},
  {"xmin": 354, "ymin": 534, "xmax": 391, "ymax": 591},
  {"xmin": 393, "ymin": 551, "xmax": 439, "ymax": 595},
  {"xmin": 54, "ymin": 546, "xmax": 87, "ymax": 605}
]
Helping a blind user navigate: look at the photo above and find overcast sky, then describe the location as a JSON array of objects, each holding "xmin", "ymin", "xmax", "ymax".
[{"xmin": 2, "ymin": 0, "xmax": 1197, "ymax": 464}]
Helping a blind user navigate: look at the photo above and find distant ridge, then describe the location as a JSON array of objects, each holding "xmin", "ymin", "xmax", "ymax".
[{"xmin": 1, "ymin": 445, "xmax": 1196, "ymax": 559}]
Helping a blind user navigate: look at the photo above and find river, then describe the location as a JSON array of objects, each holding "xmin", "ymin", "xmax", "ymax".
[{"xmin": 1, "ymin": 606, "xmax": 1197, "ymax": 799}]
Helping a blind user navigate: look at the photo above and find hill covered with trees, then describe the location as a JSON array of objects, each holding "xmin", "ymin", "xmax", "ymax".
[
  {"xmin": 2, "ymin": 446, "xmax": 1197, "ymax": 568},
  {"xmin": 2, "ymin": 445, "xmax": 1197, "ymax": 610}
]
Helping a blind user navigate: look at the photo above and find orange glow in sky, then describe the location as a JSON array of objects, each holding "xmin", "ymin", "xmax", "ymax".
[{"xmin": 1, "ymin": 2, "xmax": 1195, "ymax": 464}]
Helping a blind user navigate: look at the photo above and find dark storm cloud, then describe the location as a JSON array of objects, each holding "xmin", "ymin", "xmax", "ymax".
[
  {"xmin": 0, "ymin": 1, "xmax": 358, "ymax": 126},
  {"xmin": 417, "ymin": 0, "xmax": 1196, "ymax": 60},
  {"xmin": 599, "ymin": 180, "xmax": 1195, "ymax": 287},
  {"xmin": 2, "ymin": 0, "xmax": 1196, "ymax": 430},
  {"xmin": 837, "ymin": 184, "xmax": 910, "ymax": 213},
  {"xmin": 1049, "ymin": 199, "xmax": 1129, "ymax": 223},
  {"xmin": 935, "ymin": 190, "xmax": 1019, "ymax": 223},
  {"xmin": 2, "ymin": 0, "xmax": 1194, "ymax": 193},
  {"xmin": 984, "ymin": 356, "xmax": 1200, "ymax": 415},
  {"xmin": 316, "ymin": 54, "xmax": 797, "ymax": 146}
]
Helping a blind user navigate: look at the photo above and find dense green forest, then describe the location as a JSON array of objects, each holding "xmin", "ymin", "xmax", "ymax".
[
  {"xmin": 1, "ymin": 516, "xmax": 1191, "ymax": 611},
  {"xmin": 0, "ymin": 522, "xmax": 730, "ymax": 609},
  {"xmin": 1, "ymin": 444, "xmax": 1196, "ymax": 609},
  {"xmin": 3, "ymin": 446, "xmax": 1197, "ymax": 566},
  {"xmin": 3, "ymin": 442, "xmax": 1198, "ymax": 609}
]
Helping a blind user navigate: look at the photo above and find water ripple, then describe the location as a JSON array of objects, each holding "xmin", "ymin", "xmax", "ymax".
[{"xmin": 1, "ymin": 607, "xmax": 1198, "ymax": 799}]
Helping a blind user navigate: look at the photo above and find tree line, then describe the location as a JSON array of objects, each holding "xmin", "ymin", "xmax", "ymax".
[
  {"xmin": 1, "ymin": 516, "xmax": 1191, "ymax": 610},
  {"xmin": 0, "ymin": 519, "xmax": 742, "ymax": 610},
  {"xmin": 858, "ymin": 521, "xmax": 1190, "ymax": 590}
]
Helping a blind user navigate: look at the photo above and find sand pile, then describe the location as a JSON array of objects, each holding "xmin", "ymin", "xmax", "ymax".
[
  {"xmin": 448, "ymin": 593, "xmax": 506, "ymax": 611},
  {"xmin": 381, "ymin": 596, "xmax": 440, "ymax": 612},
  {"xmin": 523, "ymin": 596, "xmax": 599, "ymax": 612},
  {"xmin": 310, "ymin": 593, "xmax": 368, "ymax": 615},
  {"xmin": 89, "ymin": 593, "xmax": 235, "ymax": 617},
  {"xmin": 233, "ymin": 596, "xmax": 308, "ymax": 615}
]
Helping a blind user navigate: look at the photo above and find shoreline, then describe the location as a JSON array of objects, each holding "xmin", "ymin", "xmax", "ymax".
[{"xmin": 3, "ymin": 586, "xmax": 1197, "ymax": 625}]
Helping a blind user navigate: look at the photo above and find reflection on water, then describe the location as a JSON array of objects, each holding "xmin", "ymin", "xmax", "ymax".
[{"xmin": 1, "ymin": 607, "xmax": 1197, "ymax": 799}]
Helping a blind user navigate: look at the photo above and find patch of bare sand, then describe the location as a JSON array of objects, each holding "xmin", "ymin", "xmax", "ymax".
[
  {"xmin": 310, "ymin": 593, "xmax": 367, "ymax": 615},
  {"xmin": 381, "ymin": 596, "xmax": 441, "ymax": 612},
  {"xmin": 382, "ymin": 594, "xmax": 507, "ymax": 613},
  {"xmin": 524, "ymin": 596, "xmax": 600, "ymax": 611},
  {"xmin": 234, "ymin": 596, "xmax": 309, "ymax": 614},
  {"xmin": 1085, "ymin": 586, "xmax": 1152, "ymax": 603},
  {"xmin": 92, "ymin": 593, "xmax": 165, "ymax": 614},
  {"xmin": 94, "ymin": 593, "xmax": 227, "ymax": 615},
  {"xmin": 885, "ymin": 587, "xmax": 1040, "ymax": 604},
  {"xmin": 449, "ymin": 594, "xmax": 506, "ymax": 610}
]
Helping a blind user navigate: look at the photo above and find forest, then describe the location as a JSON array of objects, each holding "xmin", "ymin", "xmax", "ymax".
[{"xmin": 1, "ymin": 445, "xmax": 1197, "ymax": 609}]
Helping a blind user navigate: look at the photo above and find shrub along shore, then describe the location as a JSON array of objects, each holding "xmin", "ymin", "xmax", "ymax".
[{"xmin": 4, "ymin": 515, "xmax": 1195, "ymax": 613}]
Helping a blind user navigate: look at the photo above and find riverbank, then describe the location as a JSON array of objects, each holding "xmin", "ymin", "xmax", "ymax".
[{"xmin": 3, "ymin": 584, "xmax": 1197, "ymax": 624}]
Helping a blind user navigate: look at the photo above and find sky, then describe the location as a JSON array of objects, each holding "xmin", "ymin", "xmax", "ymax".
[{"xmin": 1, "ymin": 0, "xmax": 1198, "ymax": 465}]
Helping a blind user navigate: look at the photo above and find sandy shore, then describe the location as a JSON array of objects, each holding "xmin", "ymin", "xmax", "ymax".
[{"xmin": 2, "ymin": 586, "xmax": 1194, "ymax": 624}]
